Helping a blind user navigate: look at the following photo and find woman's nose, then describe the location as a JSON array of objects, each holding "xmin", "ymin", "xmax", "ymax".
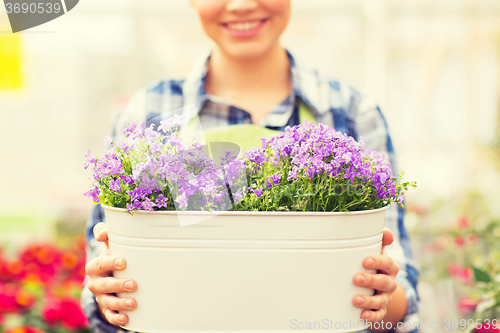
[{"xmin": 225, "ymin": 0, "xmax": 259, "ymax": 14}]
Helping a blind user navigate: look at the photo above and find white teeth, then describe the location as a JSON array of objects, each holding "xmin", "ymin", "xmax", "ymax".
[{"xmin": 227, "ymin": 21, "xmax": 260, "ymax": 31}]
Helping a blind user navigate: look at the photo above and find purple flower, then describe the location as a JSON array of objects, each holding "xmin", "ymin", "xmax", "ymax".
[
  {"xmin": 287, "ymin": 168, "xmax": 299, "ymax": 181},
  {"xmin": 158, "ymin": 115, "xmax": 184, "ymax": 133},
  {"xmin": 109, "ymin": 179, "xmax": 121, "ymax": 193},
  {"xmin": 233, "ymin": 188, "xmax": 244, "ymax": 202},
  {"xmin": 269, "ymin": 173, "xmax": 281, "ymax": 185},
  {"xmin": 258, "ymin": 137, "xmax": 269, "ymax": 149},
  {"xmin": 101, "ymin": 136, "xmax": 112, "ymax": 148},
  {"xmin": 84, "ymin": 150, "xmax": 96, "ymax": 170},
  {"xmin": 123, "ymin": 122, "xmax": 138, "ymax": 138},
  {"xmin": 120, "ymin": 175, "xmax": 134, "ymax": 185},
  {"xmin": 175, "ymin": 192, "xmax": 189, "ymax": 209},
  {"xmin": 118, "ymin": 142, "xmax": 131, "ymax": 153},
  {"xmin": 397, "ymin": 193, "xmax": 405, "ymax": 205},
  {"xmin": 84, "ymin": 187, "xmax": 100, "ymax": 203},
  {"xmin": 253, "ymin": 188, "xmax": 263, "ymax": 198},
  {"xmin": 144, "ymin": 124, "xmax": 159, "ymax": 139},
  {"xmin": 127, "ymin": 186, "xmax": 152, "ymax": 202},
  {"xmin": 378, "ymin": 172, "xmax": 390, "ymax": 184},
  {"xmin": 127, "ymin": 199, "xmax": 143, "ymax": 212},
  {"xmin": 141, "ymin": 173, "xmax": 158, "ymax": 189},
  {"xmin": 141, "ymin": 197, "xmax": 156, "ymax": 211},
  {"xmin": 156, "ymin": 194, "xmax": 169, "ymax": 208}
]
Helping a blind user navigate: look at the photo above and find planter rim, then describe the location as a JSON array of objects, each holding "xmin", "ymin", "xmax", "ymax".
[{"xmin": 100, "ymin": 203, "xmax": 390, "ymax": 216}]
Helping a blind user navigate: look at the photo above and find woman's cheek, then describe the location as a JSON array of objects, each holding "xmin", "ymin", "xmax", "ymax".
[
  {"xmin": 260, "ymin": 0, "xmax": 290, "ymax": 15},
  {"xmin": 192, "ymin": 0, "xmax": 225, "ymax": 22},
  {"xmin": 261, "ymin": 0, "xmax": 291, "ymax": 34}
]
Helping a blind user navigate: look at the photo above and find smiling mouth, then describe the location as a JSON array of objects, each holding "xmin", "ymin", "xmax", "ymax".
[{"xmin": 222, "ymin": 19, "xmax": 268, "ymax": 32}]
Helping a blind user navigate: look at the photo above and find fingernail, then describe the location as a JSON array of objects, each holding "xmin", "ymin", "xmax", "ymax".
[
  {"xmin": 365, "ymin": 312, "xmax": 371, "ymax": 320},
  {"xmin": 357, "ymin": 296, "xmax": 365, "ymax": 305},
  {"xmin": 118, "ymin": 315, "xmax": 124, "ymax": 324},
  {"xmin": 124, "ymin": 299, "xmax": 133, "ymax": 309},
  {"xmin": 124, "ymin": 281, "xmax": 133, "ymax": 291},
  {"xmin": 366, "ymin": 258, "xmax": 375, "ymax": 268},
  {"xmin": 357, "ymin": 275, "xmax": 366, "ymax": 284},
  {"xmin": 114, "ymin": 258, "xmax": 123, "ymax": 268}
]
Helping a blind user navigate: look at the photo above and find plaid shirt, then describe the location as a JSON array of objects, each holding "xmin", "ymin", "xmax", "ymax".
[{"xmin": 82, "ymin": 48, "xmax": 421, "ymax": 333}]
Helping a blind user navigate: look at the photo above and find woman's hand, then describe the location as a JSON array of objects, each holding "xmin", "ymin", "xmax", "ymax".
[
  {"xmin": 85, "ymin": 222, "xmax": 138, "ymax": 326},
  {"xmin": 352, "ymin": 228, "xmax": 400, "ymax": 324}
]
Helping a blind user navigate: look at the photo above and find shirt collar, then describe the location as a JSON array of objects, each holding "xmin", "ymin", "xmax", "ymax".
[{"xmin": 181, "ymin": 48, "xmax": 329, "ymax": 126}]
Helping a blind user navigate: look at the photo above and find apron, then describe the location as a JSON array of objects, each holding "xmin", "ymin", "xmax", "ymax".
[{"xmin": 179, "ymin": 100, "xmax": 316, "ymax": 152}]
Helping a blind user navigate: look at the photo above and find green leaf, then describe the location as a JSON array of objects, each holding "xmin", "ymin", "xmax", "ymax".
[{"xmin": 473, "ymin": 266, "xmax": 492, "ymax": 283}]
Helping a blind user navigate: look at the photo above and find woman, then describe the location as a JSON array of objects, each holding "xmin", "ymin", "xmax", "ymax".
[{"xmin": 82, "ymin": 1, "xmax": 420, "ymax": 333}]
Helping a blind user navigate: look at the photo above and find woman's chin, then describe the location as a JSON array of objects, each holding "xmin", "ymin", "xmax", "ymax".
[{"xmin": 218, "ymin": 42, "xmax": 280, "ymax": 61}]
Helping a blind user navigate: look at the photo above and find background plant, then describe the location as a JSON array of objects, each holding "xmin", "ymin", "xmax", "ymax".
[{"xmin": 0, "ymin": 236, "xmax": 90, "ymax": 333}]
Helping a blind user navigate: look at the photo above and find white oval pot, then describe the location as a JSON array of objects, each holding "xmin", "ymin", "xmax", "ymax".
[{"xmin": 104, "ymin": 205, "xmax": 389, "ymax": 333}]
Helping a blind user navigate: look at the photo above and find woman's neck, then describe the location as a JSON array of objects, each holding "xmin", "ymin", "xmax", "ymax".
[{"xmin": 205, "ymin": 44, "xmax": 292, "ymax": 124}]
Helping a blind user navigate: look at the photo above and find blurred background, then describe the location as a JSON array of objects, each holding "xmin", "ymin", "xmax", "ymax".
[{"xmin": 0, "ymin": 0, "xmax": 499, "ymax": 332}]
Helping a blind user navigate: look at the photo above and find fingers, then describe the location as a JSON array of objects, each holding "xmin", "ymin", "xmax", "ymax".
[
  {"xmin": 93, "ymin": 222, "xmax": 108, "ymax": 241},
  {"xmin": 93, "ymin": 222, "xmax": 109, "ymax": 248},
  {"xmin": 353, "ymin": 291, "xmax": 391, "ymax": 313},
  {"xmin": 87, "ymin": 277, "xmax": 137, "ymax": 295},
  {"xmin": 103, "ymin": 308, "xmax": 129, "ymax": 326},
  {"xmin": 381, "ymin": 228, "xmax": 394, "ymax": 252},
  {"xmin": 361, "ymin": 307, "xmax": 387, "ymax": 323},
  {"xmin": 362, "ymin": 254, "xmax": 400, "ymax": 276},
  {"xmin": 96, "ymin": 294, "xmax": 137, "ymax": 312},
  {"xmin": 353, "ymin": 271, "xmax": 397, "ymax": 293},
  {"xmin": 85, "ymin": 255, "xmax": 126, "ymax": 277}
]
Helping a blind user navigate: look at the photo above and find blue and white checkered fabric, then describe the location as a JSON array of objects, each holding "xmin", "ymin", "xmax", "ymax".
[{"xmin": 82, "ymin": 48, "xmax": 421, "ymax": 333}]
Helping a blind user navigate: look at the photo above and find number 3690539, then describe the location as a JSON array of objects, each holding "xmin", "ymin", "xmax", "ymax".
[{"xmin": 5, "ymin": 2, "xmax": 62, "ymax": 14}]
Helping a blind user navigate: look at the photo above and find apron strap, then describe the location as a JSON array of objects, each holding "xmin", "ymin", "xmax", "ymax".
[
  {"xmin": 298, "ymin": 99, "xmax": 316, "ymax": 123},
  {"xmin": 179, "ymin": 99, "xmax": 317, "ymax": 151}
]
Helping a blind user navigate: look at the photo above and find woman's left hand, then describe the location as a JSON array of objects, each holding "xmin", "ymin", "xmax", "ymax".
[{"xmin": 352, "ymin": 228, "xmax": 400, "ymax": 323}]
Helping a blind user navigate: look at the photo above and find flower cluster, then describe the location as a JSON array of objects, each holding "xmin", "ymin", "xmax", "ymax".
[
  {"xmin": 85, "ymin": 116, "xmax": 246, "ymax": 213},
  {"xmin": 238, "ymin": 121, "xmax": 413, "ymax": 211},
  {"xmin": 0, "ymin": 237, "xmax": 90, "ymax": 333},
  {"xmin": 85, "ymin": 119, "xmax": 414, "ymax": 213}
]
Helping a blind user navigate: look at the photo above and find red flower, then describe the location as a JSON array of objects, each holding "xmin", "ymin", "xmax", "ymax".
[
  {"xmin": 434, "ymin": 235, "xmax": 449, "ymax": 251},
  {"xmin": 61, "ymin": 251, "xmax": 78, "ymax": 271},
  {"xmin": 15, "ymin": 289, "xmax": 35, "ymax": 309},
  {"xmin": 475, "ymin": 322, "xmax": 500, "ymax": 333},
  {"xmin": 18, "ymin": 244, "xmax": 62, "ymax": 288},
  {"xmin": 42, "ymin": 296, "xmax": 89, "ymax": 330},
  {"xmin": 448, "ymin": 263, "xmax": 462, "ymax": 276},
  {"xmin": 454, "ymin": 235, "xmax": 464, "ymax": 247},
  {"xmin": 42, "ymin": 297, "xmax": 62, "ymax": 325},
  {"xmin": 59, "ymin": 298, "xmax": 89, "ymax": 329},
  {"xmin": 460, "ymin": 267, "xmax": 473, "ymax": 284},
  {"xmin": 0, "ymin": 283, "xmax": 19, "ymax": 313},
  {"xmin": 458, "ymin": 216, "xmax": 469, "ymax": 229},
  {"xmin": 465, "ymin": 233, "xmax": 479, "ymax": 245},
  {"xmin": 458, "ymin": 297, "xmax": 480, "ymax": 315},
  {"xmin": 0, "ymin": 258, "xmax": 24, "ymax": 283}
]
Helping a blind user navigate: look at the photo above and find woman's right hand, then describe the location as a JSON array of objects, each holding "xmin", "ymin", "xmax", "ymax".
[{"xmin": 85, "ymin": 222, "xmax": 138, "ymax": 326}]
